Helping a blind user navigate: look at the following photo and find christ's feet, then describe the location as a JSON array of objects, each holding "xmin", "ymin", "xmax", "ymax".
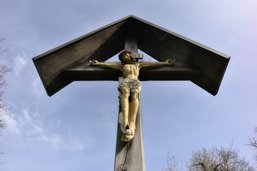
[
  {"xmin": 121, "ymin": 125, "xmax": 135, "ymax": 142},
  {"xmin": 121, "ymin": 133, "xmax": 134, "ymax": 142}
]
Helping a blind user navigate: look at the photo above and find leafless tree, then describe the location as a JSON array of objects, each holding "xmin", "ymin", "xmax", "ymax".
[
  {"xmin": 164, "ymin": 146, "xmax": 254, "ymax": 171},
  {"xmin": 189, "ymin": 146, "xmax": 255, "ymax": 171},
  {"xmin": 250, "ymin": 127, "xmax": 257, "ymax": 162},
  {"xmin": 164, "ymin": 153, "xmax": 181, "ymax": 171},
  {"xmin": 0, "ymin": 38, "xmax": 10, "ymax": 130}
]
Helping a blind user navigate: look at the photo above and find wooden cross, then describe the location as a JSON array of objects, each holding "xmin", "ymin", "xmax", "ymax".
[{"xmin": 33, "ymin": 15, "xmax": 230, "ymax": 171}]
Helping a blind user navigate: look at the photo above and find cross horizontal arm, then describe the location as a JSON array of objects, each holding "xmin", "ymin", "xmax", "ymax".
[{"xmin": 63, "ymin": 64, "xmax": 200, "ymax": 81}]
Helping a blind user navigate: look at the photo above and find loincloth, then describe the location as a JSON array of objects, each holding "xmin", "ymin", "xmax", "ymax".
[{"xmin": 118, "ymin": 77, "xmax": 141, "ymax": 90}]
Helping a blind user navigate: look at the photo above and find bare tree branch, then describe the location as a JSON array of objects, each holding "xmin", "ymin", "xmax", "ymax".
[
  {"xmin": 0, "ymin": 39, "xmax": 10, "ymax": 130},
  {"xmin": 251, "ymin": 128, "xmax": 257, "ymax": 148},
  {"xmin": 250, "ymin": 127, "xmax": 257, "ymax": 162},
  {"xmin": 189, "ymin": 146, "xmax": 255, "ymax": 171},
  {"xmin": 164, "ymin": 153, "xmax": 180, "ymax": 171}
]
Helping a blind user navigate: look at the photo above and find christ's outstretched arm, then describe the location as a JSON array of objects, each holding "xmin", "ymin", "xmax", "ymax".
[
  {"xmin": 139, "ymin": 59, "xmax": 175, "ymax": 70},
  {"xmin": 89, "ymin": 60, "xmax": 121, "ymax": 71}
]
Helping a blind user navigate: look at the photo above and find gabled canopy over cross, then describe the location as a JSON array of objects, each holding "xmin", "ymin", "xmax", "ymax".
[{"xmin": 33, "ymin": 15, "xmax": 230, "ymax": 171}]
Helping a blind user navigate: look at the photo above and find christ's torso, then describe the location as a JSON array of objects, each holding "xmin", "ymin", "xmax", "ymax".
[{"xmin": 122, "ymin": 63, "xmax": 140, "ymax": 80}]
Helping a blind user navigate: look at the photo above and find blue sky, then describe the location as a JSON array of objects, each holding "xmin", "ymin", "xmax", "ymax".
[{"xmin": 1, "ymin": 0, "xmax": 257, "ymax": 170}]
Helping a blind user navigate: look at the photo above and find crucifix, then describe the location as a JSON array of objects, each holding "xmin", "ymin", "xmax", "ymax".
[
  {"xmin": 33, "ymin": 15, "xmax": 230, "ymax": 171},
  {"xmin": 90, "ymin": 50, "xmax": 175, "ymax": 142}
]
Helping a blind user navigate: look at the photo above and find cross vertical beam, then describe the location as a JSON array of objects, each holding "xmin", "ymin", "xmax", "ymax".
[{"xmin": 114, "ymin": 34, "xmax": 146, "ymax": 171}]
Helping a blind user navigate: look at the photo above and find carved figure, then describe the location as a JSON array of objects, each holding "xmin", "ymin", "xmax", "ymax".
[{"xmin": 90, "ymin": 51, "xmax": 175, "ymax": 141}]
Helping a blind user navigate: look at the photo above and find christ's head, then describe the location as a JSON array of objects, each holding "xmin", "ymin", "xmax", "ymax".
[{"xmin": 119, "ymin": 51, "xmax": 135, "ymax": 64}]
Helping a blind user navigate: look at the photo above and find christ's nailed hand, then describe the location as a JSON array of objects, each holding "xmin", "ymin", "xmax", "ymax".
[
  {"xmin": 89, "ymin": 60, "xmax": 99, "ymax": 65},
  {"xmin": 166, "ymin": 59, "xmax": 176, "ymax": 64}
]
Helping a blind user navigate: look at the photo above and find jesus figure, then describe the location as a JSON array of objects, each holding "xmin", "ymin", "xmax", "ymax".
[{"xmin": 90, "ymin": 51, "xmax": 175, "ymax": 141}]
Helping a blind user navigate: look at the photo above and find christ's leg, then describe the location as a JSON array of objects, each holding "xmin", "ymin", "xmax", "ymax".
[
  {"xmin": 120, "ymin": 87, "xmax": 130, "ymax": 134},
  {"xmin": 129, "ymin": 88, "xmax": 140, "ymax": 132}
]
